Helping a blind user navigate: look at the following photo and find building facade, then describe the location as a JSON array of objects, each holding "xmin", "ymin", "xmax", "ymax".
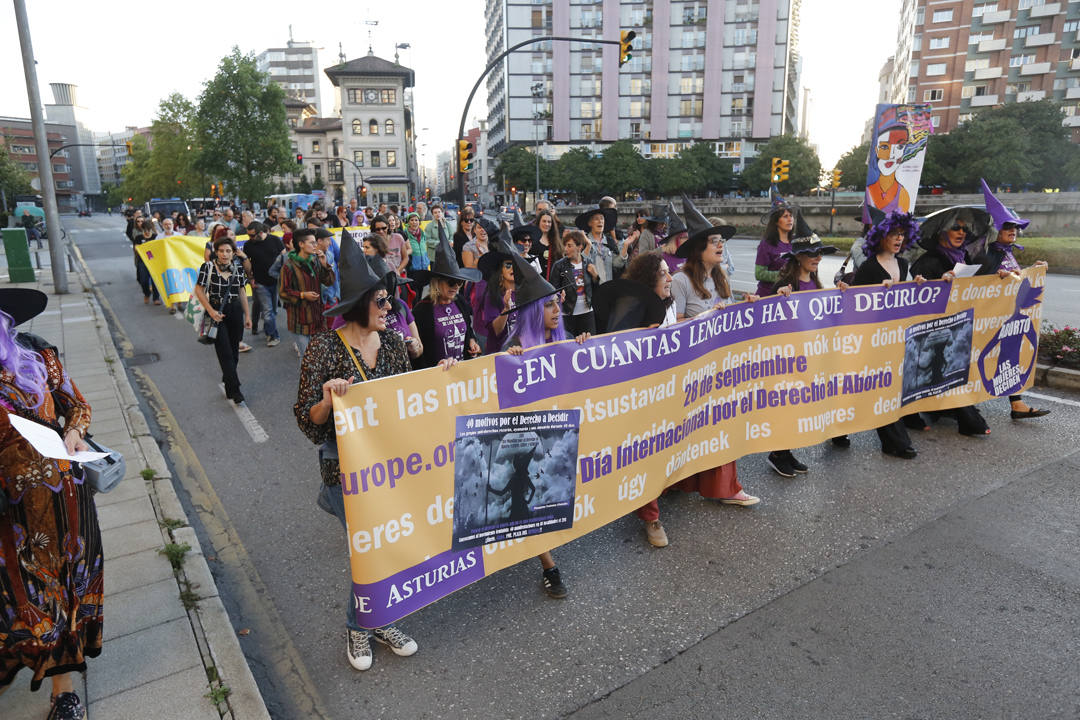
[
  {"xmin": 467, "ymin": 120, "xmax": 495, "ymax": 207},
  {"xmin": 889, "ymin": 0, "xmax": 1080, "ymax": 138},
  {"xmin": 484, "ymin": 0, "xmax": 802, "ymax": 171},
  {"xmin": 325, "ymin": 52, "xmax": 420, "ymax": 206},
  {"xmin": 94, "ymin": 126, "xmax": 151, "ymax": 187},
  {"xmin": 1, "ymin": 121, "xmax": 75, "ymax": 210},
  {"xmin": 256, "ymin": 38, "xmax": 323, "ymax": 114}
]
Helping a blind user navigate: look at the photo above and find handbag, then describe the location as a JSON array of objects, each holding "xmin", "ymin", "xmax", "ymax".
[
  {"xmin": 197, "ymin": 313, "xmax": 219, "ymax": 344},
  {"xmin": 80, "ymin": 435, "xmax": 126, "ymax": 494}
]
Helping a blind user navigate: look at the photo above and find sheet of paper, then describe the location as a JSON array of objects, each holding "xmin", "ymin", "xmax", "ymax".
[
  {"xmin": 951, "ymin": 263, "xmax": 982, "ymax": 278},
  {"xmin": 6, "ymin": 413, "xmax": 109, "ymax": 462}
]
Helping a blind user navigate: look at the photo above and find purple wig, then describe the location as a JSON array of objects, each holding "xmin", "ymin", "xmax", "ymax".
[
  {"xmin": 862, "ymin": 211, "xmax": 920, "ymax": 257},
  {"xmin": 0, "ymin": 311, "xmax": 48, "ymax": 408},
  {"xmin": 503, "ymin": 298, "xmax": 567, "ymax": 351}
]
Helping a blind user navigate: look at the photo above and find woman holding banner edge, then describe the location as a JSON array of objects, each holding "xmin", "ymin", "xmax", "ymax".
[{"xmin": 295, "ymin": 229, "xmax": 458, "ymax": 672}]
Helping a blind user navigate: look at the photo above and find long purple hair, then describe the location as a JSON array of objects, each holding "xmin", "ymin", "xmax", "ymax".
[
  {"xmin": 0, "ymin": 311, "xmax": 48, "ymax": 408},
  {"xmin": 503, "ymin": 298, "xmax": 567, "ymax": 350}
]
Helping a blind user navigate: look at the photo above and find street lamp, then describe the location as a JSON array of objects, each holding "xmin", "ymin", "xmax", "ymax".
[{"xmin": 531, "ymin": 82, "xmax": 546, "ymax": 209}]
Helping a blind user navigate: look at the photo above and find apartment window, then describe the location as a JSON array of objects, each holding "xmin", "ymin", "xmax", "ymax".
[
  {"xmin": 352, "ymin": 119, "xmax": 363, "ymax": 135},
  {"xmin": 11, "ymin": 144, "xmax": 34, "ymax": 154},
  {"xmin": 1009, "ymin": 53, "xmax": 1036, "ymax": 67},
  {"xmin": 386, "ymin": 150, "xmax": 397, "ymax": 167},
  {"xmin": 965, "ymin": 57, "xmax": 990, "ymax": 71},
  {"xmin": 580, "ymin": 101, "xmax": 601, "ymax": 118},
  {"xmin": 312, "ymin": 140, "xmax": 321, "ymax": 154},
  {"xmin": 971, "ymin": 3, "xmax": 997, "ymax": 16},
  {"xmin": 329, "ymin": 160, "xmax": 344, "ymax": 182},
  {"xmin": 968, "ymin": 33, "xmax": 995, "ymax": 44},
  {"xmin": 916, "ymin": 8, "xmax": 925, "ymax": 24},
  {"xmin": 1007, "ymin": 82, "xmax": 1031, "ymax": 94},
  {"xmin": 1018, "ymin": 0, "xmax": 1045, "ymax": 8},
  {"xmin": 370, "ymin": 151, "xmax": 381, "ymax": 168},
  {"xmin": 52, "ymin": 164, "xmax": 69, "ymax": 173},
  {"xmin": 680, "ymin": 76, "xmax": 703, "ymax": 94},
  {"xmin": 1014, "ymin": 25, "xmax": 1042, "ymax": 39},
  {"xmin": 21, "ymin": 162, "xmax": 38, "ymax": 171},
  {"xmin": 352, "ymin": 150, "xmax": 364, "ymax": 167},
  {"xmin": 909, "ymin": 60, "xmax": 920, "ymax": 77},
  {"xmin": 313, "ymin": 164, "xmax": 322, "ymax": 180},
  {"xmin": 924, "ymin": 88, "xmax": 944, "ymax": 101},
  {"xmin": 929, "ymin": 37, "xmax": 950, "ymax": 49},
  {"xmin": 716, "ymin": 141, "xmax": 741, "ymax": 158},
  {"xmin": 369, "ymin": 119, "xmax": 379, "ymax": 134},
  {"xmin": 347, "ymin": 88, "xmax": 361, "ymax": 104},
  {"xmin": 931, "ymin": 116, "xmax": 941, "ymax": 128},
  {"xmin": 932, "ymin": 9, "xmax": 953, "ymax": 23},
  {"xmin": 926, "ymin": 63, "xmax": 947, "ymax": 76},
  {"xmin": 385, "ymin": 119, "xmax": 395, "ymax": 135},
  {"xmin": 679, "ymin": 98, "xmax": 703, "ymax": 117},
  {"xmin": 532, "ymin": 9, "xmax": 544, "ymax": 26},
  {"xmin": 913, "ymin": 34, "xmax": 922, "ymax": 51},
  {"xmin": 1064, "ymin": 104, "xmax": 1079, "ymax": 116},
  {"xmin": 629, "ymin": 122, "xmax": 642, "ymax": 139},
  {"xmin": 961, "ymin": 84, "xmax": 987, "ymax": 98},
  {"xmin": 1064, "ymin": 20, "xmax": 1080, "ymax": 33},
  {"xmin": 381, "ymin": 90, "xmax": 396, "ymax": 104},
  {"xmin": 907, "ymin": 86, "xmax": 917, "ymax": 102},
  {"xmin": 628, "ymin": 100, "xmax": 645, "ymax": 117}
]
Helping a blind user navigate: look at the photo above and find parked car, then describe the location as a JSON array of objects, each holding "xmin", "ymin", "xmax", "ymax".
[{"xmin": 78, "ymin": 209, "xmax": 92, "ymax": 217}]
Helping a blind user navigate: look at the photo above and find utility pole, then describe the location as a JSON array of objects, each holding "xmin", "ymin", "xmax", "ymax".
[{"xmin": 13, "ymin": 0, "xmax": 67, "ymax": 293}]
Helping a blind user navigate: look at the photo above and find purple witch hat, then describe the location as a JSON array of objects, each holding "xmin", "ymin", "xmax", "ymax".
[{"xmin": 981, "ymin": 178, "xmax": 1030, "ymax": 231}]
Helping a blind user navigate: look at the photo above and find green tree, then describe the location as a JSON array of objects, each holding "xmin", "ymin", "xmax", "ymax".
[
  {"xmin": 593, "ymin": 140, "xmax": 645, "ymax": 195},
  {"xmin": 679, "ymin": 142, "xmax": 735, "ymax": 194},
  {"xmin": 194, "ymin": 47, "xmax": 293, "ymax": 204},
  {"xmin": 311, "ymin": 176, "xmax": 325, "ymax": 191},
  {"xmin": 553, "ymin": 147, "xmax": 599, "ymax": 200},
  {"xmin": 119, "ymin": 134, "xmax": 154, "ymax": 203},
  {"xmin": 0, "ymin": 139, "xmax": 33, "ymax": 210},
  {"xmin": 101, "ymin": 183, "xmax": 127, "ymax": 208},
  {"xmin": 494, "ymin": 146, "xmax": 543, "ymax": 191},
  {"xmin": 834, "ymin": 140, "xmax": 870, "ymax": 191},
  {"xmin": 741, "ymin": 135, "xmax": 822, "ymax": 194},
  {"xmin": 296, "ymin": 175, "xmax": 312, "ymax": 194}
]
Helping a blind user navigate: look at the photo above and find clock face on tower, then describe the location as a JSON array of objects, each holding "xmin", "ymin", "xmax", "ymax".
[{"xmin": 364, "ymin": 89, "xmax": 379, "ymax": 103}]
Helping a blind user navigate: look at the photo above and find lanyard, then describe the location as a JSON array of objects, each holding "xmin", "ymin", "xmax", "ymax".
[{"xmin": 335, "ymin": 329, "xmax": 370, "ymax": 382}]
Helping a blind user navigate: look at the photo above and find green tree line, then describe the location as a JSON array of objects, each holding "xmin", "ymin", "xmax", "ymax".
[{"xmin": 119, "ymin": 47, "xmax": 293, "ymax": 206}]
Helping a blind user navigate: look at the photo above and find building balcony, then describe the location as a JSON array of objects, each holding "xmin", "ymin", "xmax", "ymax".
[
  {"xmin": 969, "ymin": 94, "xmax": 999, "ymax": 107},
  {"xmin": 1066, "ymin": 86, "xmax": 1080, "ymax": 100},
  {"xmin": 1063, "ymin": 113, "xmax": 1080, "ymax": 127},
  {"xmin": 974, "ymin": 66, "xmax": 1003, "ymax": 80},
  {"xmin": 979, "ymin": 9, "xmax": 1010, "ymax": 23},
  {"xmin": 1071, "ymin": 58, "xmax": 1080, "ymax": 72},
  {"xmin": 977, "ymin": 38, "xmax": 1006, "ymax": 52},
  {"xmin": 1025, "ymin": 32, "xmax": 1056, "ymax": 48},
  {"xmin": 1020, "ymin": 62, "xmax": 1052, "ymax": 76},
  {"xmin": 1017, "ymin": 90, "xmax": 1046, "ymax": 102},
  {"xmin": 1029, "ymin": 2, "xmax": 1060, "ymax": 18}
]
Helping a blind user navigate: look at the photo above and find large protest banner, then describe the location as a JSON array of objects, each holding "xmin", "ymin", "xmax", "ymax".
[
  {"xmin": 135, "ymin": 225, "xmax": 376, "ymax": 305},
  {"xmin": 863, "ymin": 103, "xmax": 933, "ymax": 223},
  {"xmin": 333, "ymin": 269, "xmax": 1044, "ymax": 628}
]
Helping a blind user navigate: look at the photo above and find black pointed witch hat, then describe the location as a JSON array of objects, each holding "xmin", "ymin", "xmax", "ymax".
[
  {"xmin": 676, "ymin": 195, "xmax": 735, "ymax": 258},
  {"xmin": 790, "ymin": 208, "xmax": 819, "ymax": 244},
  {"xmin": 664, "ymin": 201, "xmax": 688, "ymax": 236},
  {"xmin": 416, "ymin": 232, "xmax": 481, "ymax": 284},
  {"xmin": 500, "ymin": 239, "xmax": 572, "ymax": 316},
  {"xmin": 0, "ymin": 288, "xmax": 48, "ymax": 326},
  {"xmin": 367, "ymin": 254, "xmax": 413, "ymax": 288},
  {"xmin": 323, "ymin": 228, "xmax": 386, "ymax": 317},
  {"xmin": 477, "ymin": 225, "xmax": 518, "ymax": 279}
]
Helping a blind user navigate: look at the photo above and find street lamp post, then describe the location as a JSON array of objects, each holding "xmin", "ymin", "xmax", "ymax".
[{"xmin": 531, "ymin": 82, "xmax": 545, "ymax": 210}]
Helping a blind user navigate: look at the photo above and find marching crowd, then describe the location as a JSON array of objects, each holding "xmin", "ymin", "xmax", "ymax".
[{"xmin": 2, "ymin": 182, "xmax": 1044, "ymax": 700}]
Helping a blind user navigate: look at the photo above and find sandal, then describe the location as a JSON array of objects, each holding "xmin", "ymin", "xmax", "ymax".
[{"xmin": 1011, "ymin": 407, "xmax": 1050, "ymax": 419}]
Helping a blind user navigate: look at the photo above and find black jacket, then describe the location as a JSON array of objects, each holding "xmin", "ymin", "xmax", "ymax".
[
  {"xmin": 852, "ymin": 255, "xmax": 910, "ymax": 286},
  {"xmin": 910, "ymin": 247, "xmax": 971, "ymax": 281},
  {"xmin": 549, "ymin": 256, "xmax": 594, "ymax": 316},
  {"xmin": 411, "ymin": 296, "xmax": 479, "ymax": 370},
  {"xmin": 972, "ymin": 245, "xmax": 1008, "ymax": 276}
]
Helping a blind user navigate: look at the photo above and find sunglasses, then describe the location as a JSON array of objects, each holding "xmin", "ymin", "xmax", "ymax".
[
  {"xmin": 373, "ymin": 225, "xmax": 388, "ymax": 232},
  {"xmin": 374, "ymin": 295, "xmax": 391, "ymax": 308},
  {"xmin": 502, "ymin": 261, "xmax": 514, "ymax": 269},
  {"xmin": 446, "ymin": 279, "xmax": 464, "ymax": 288},
  {"xmin": 949, "ymin": 224, "xmax": 967, "ymax": 232},
  {"xmin": 462, "ymin": 218, "xmax": 474, "ymax": 224}
]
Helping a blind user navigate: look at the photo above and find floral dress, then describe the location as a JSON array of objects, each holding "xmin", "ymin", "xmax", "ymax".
[{"xmin": 1, "ymin": 336, "xmax": 102, "ymax": 691}]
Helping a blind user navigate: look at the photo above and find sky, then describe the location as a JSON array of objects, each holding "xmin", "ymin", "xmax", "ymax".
[{"xmin": 0, "ymin": 0, "xmax": 900, "ymax": 170}]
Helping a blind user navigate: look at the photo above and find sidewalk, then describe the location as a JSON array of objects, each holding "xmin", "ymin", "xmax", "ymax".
[{"xmin": 3, "ymin": 264, "xmax": 268, "ymax": 718}]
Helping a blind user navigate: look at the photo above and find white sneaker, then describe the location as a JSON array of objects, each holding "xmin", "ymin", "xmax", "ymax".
[
  {"xmin": 346, "ymin": 629, "xmax": 373, "ymax": 671},
  {"xmin": 267, "ymin": 337, "xmax": 280, "ymax": 347},
  {"xmin": 372, "ymin": 625, "xmax": 418, "ymax": 657}
]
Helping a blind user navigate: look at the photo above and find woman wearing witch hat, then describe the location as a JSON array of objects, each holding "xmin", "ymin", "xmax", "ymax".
[
  {"xmin": 669, "ymin": 197, "xmax": 761, "ymax": 507},
  {"xmin": 412, "ymin": 233, "xmax": 483, "ymax": 369},
  {"xmin": 503, "ymin": 236, "xmax": 590, "ymax": 598},
  {"xmin": 910, "ymin": 206, "xmax": 993, "ymax": 437},
  {"xmin": 575, "ymin": 206, "xmax": 618, "ymax": 285},
  {"xmin": 475, "ymin": 226, "xmax": 521, "ymax": 353},
  {"xmin": 0, "ymin": 290, "xmax": 103, "ymax": 720},
  {"xmin": 973, "ymin": 179, "xmax": 1049, "ymax": 420},
  {"xmin": 754, "ymin": 205, "xmax": 796, "ymax": 297},
  {"xmin": 295, "ymin": 229, "xmax": 456, "ymax": 672}
]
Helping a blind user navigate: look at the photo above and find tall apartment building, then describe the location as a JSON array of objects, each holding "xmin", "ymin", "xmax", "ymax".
[
  {"xmin": 257, "ymin": 37, "xmax": 323, "ymax": 114},
  {"xmin": 889, "ymin": 0, "xmax": 1080, "ymax": 139},
  {"xmin": 484, "ymin": 0, "xmax": 802, "ymax": 171},
  {"xmin": 94, "ymin": 127, "xmax": 151, "ymax": 187}
]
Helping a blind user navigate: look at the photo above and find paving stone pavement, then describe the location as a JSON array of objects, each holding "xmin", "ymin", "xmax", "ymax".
[{"xmin": 1, "ymin": 262, "xmax": 269, "ymax": 719}]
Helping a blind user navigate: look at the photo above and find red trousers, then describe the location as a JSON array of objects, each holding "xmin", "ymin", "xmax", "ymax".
[{"xmin": 635, "ymin": 461, "xmax": 741, "ymax": 521}]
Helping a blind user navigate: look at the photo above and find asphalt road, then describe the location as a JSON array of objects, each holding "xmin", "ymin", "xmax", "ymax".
[{"xmin": 68, "ymin": 215, "xmax": 1080, "ymax": 719}]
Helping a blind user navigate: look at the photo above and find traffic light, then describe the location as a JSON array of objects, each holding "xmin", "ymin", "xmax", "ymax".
[
  {"xmin": 831, "ymin": 169, "xmax": 842, "ymax": 188},
  {"xmin": 458, "ymin": 139, "xmax": 475, "ymax": 174},
  {"xmin": 296, "ymin": 153, "xmax": 303, "ymax": 164},
  {"xmin": 510, "ymin": 186, "xmax": 516, "ymax": 195},
  {"xmin": 771, "ymin": 157, "xmax": 782, "ymax": 182},
  {"xmin": 777, "ymin": 159, "xmax": 790, "ymax": 182},
  {"xmin": 619, "ymin": 30, "xmax": 637, "ymax": 67},
  {"xmin": 211, "ymin": 183, "xmax": 217, "ymax": 197}
]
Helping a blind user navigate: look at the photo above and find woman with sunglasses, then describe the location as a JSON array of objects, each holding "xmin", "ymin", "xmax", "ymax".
[
  {"xmin": 910, "ymin": 207, "xmax": 991, "ymax": 437},
  {"xmin": 412, "ymin": 234, "xmax": 483, "ymax": 369},
  {"xmin": 452, "ymin": 208, "xmax": 477, "ymax": 266},
  {"xmin": 460, "ymin": 216, "xmax": 490, "ymax": 269},
  {"xmin": 476, "ymin": 238, "xmax": 519, "ymax": 354}
]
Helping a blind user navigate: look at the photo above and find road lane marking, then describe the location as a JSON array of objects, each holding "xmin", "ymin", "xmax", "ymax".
[
  {"xmin": 219, "ymin": 383, "xmax": 269, "ymax": 442},
  {"xmin": 1024, "ymin": 391, "xmax": 1080, "ymax": 409}
]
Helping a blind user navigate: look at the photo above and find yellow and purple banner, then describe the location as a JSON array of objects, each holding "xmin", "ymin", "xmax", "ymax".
[{"xmin": 333, "ymin": 269, "xmax": 1044, "ymax": 628}]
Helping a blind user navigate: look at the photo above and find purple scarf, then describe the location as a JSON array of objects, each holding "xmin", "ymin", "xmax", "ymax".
[
  {"xmin": 938, "ymin": 243, "xmax": 967, "ymax": 267},
  {"xmin": 992, "ymin": 240, "xmax": 1023, "ymax": 254}
]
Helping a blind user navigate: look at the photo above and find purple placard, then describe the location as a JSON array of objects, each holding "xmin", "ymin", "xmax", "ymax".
[
  {"xmin": 496, "ymin": 282, "xmax": 950, "ymax": 409},
  {"xmin": 351, "ymin": 548, "xmax": 486, "ymax": 629}
]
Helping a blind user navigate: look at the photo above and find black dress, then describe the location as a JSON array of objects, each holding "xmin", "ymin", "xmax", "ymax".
[{"xmin": 908, "ymin": 247, "xmax": 990, "ymax": 436}]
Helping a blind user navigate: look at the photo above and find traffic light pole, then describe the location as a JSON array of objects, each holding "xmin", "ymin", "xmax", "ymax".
[{"xmin": 456, "ymin": 34, "xmax": 624, "ymax": 210}]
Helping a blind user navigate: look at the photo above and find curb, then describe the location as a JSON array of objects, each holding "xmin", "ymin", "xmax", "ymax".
[
  {"xmin": 69, "ymin": 242, "xmax": 270, "ymax": 720},
  {"xmin": 1035, "ymin": 363, "xmax": 1080, "ymax": 393}
]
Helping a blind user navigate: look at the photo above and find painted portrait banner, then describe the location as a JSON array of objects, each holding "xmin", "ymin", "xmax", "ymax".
[
  {"xmin": 863, "ymin": 103, "xmax": 934, "ymax": 223},
  {"xmin": 134, "ymin": 225, "xmax": 376, "ymax": 305},
  {"xmin": 333, "ymin": 269, "xmax": 1045, "ymax": 628}
]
